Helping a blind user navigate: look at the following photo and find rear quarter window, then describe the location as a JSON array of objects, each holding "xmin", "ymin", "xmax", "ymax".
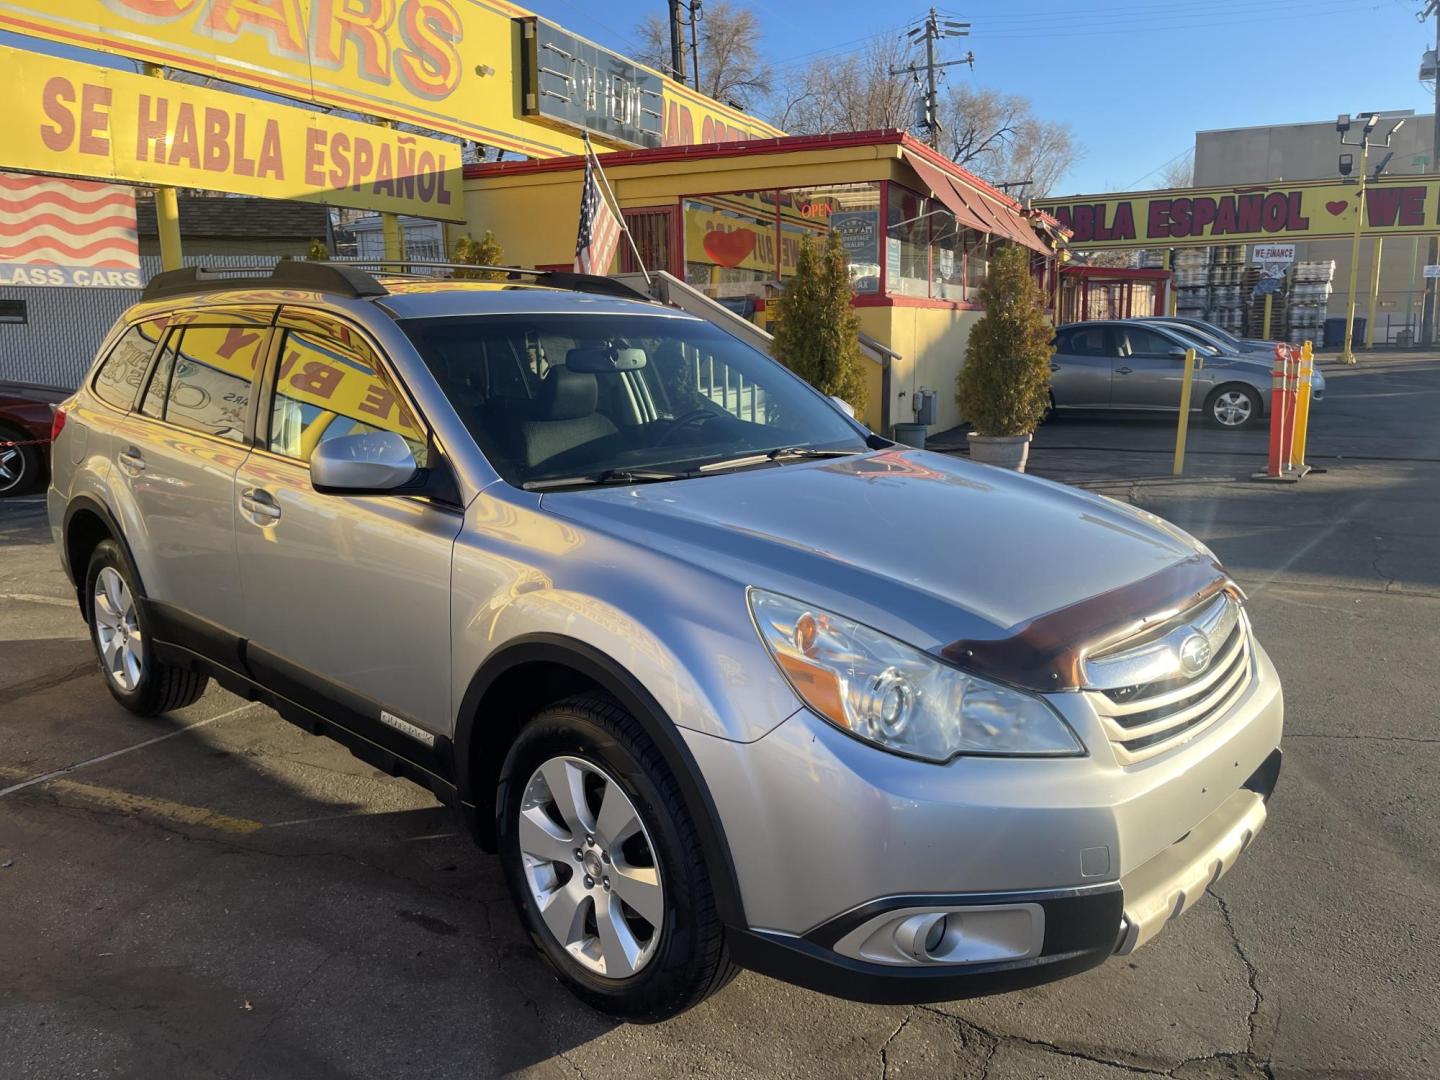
[{"xmin": 92, "ymin": 319, "xmax": 167, "ymax": 411}]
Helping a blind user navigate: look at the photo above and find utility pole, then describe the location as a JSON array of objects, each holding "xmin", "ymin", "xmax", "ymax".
[
  {"xmin": 889, "ymin": 9, "xmax": 972, "ymax": 150},
  {"xmin": 688, "ymin": 0, "xmax": 702, "ymax": 93},
  {"xmin": 667, "ymin": 0, "xmax": 685, "ymax": 82},
  {"xmin": 1422, "ymin": 0, "xmax": 1440, "ymax": 344}
]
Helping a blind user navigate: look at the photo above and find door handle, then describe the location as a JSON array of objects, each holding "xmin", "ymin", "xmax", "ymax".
[
  {"xmin": 1115, "ymin": 366, "xmax": 1134, "ymax": 375},
  {"xmin": 117, "ymin": 447, "xmax": 146, "ymax": 475},
  {"xmin": 240, "ymin": 487, "xmax": 281, "ymax": 523}
]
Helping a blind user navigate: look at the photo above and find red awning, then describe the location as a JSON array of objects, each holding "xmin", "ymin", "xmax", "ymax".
[
  {"xmin": 901, "ymin": 148, "xmax": 1049, "ymax": 254},
  {"xmin": 902, "ymin": 150, "xmax": 991, "ymax": 235}
]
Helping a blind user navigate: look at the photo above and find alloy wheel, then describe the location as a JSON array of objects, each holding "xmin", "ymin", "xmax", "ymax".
[
  {"xmin": 0, "ymin": 444, "xmax": 25, "ymax": 493},
  {"xmin": 517, "ymin": 755, "xmax": 664, "ymax": 979},
  {"xmin": 1212, "ymin": 390, "xmax": 1253, "ymax": 428},
  {"xmin": 93, "ymin": 566, "xmax": 144, "ymax": 691}
]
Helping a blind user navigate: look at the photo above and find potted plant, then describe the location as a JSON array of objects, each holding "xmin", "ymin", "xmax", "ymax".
[{"xmin": 955, "ymin": 243, "xmax": 1053, "ymax": 472}]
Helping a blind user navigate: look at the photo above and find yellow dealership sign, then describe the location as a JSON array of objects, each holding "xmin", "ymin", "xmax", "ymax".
[
  {"xmin": 0, "ymin": 0, "xmax": 779, "ymax": 158},
  {"xmin": 1037, "ymin": 176, "xmax": 1440, "ymax": 249},
  {"xmin": 3, "ymin": 44, "xmax": 462, "ymax": 220}
]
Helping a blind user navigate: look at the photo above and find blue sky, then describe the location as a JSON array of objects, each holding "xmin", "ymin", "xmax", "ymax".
[
  {"xmin": 543, "ymin": 0, "xmax": 1435, "ymax": 193},
  {"xmin": 7, "ymin": 0, "xmax": 1431, "ymax": 196}
]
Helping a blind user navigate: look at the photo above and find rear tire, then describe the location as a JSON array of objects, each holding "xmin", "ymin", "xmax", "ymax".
[
  {"xmin": 1204, "ymin": 384, "xmax": 1262, "ymax": 430},
  {"xmin": 0, "ymin": 433, "xmax": 42, "ymax": 497},
  {"xmin": 85, "ymin": 540, "xmax": 209, "ymax": 716},
  {"xmin": 496, "ymin": 693, "xmax": 737, "ymax": 1021}
]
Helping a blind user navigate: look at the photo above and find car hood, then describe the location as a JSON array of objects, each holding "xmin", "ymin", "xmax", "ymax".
[{"xmin": 541, "ymin": 448, "xmax": 1209, "ymax": 650}]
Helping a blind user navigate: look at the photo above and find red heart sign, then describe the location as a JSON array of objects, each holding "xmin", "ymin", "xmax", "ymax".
[
  {"xmin": 703, "ymin": 229, "xmax": 757, "ymax": 268},
  {"xmin": 1325, "ymin": 200, "xmax": 1349, "ymax": 216}
]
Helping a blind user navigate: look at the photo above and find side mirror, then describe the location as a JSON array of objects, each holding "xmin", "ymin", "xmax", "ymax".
[
  {"xmin": 829, "ymin": 395, "xmax": 856, "ymax": 418},
  {"xmin": 311, "ymin": 430, "xmax": 419, "ymax": 496}
]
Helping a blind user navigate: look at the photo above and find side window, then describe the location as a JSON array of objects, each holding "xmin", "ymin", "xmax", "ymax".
[
  {"xmin": 1122, "ymin": 328, "xmax": 1177, "ymax": 356},
  {"xmin": 165, "ymin": 325, "xmax": 265, "ymax": 443},
  {"xmin": 267, "ymin": 314, "xmax": 428, "ymax": 466},
  {"xmin": 92, "ymin": 319, "xmax": 167, "ymax": 410},
  {"xmin": 1063, "ymin": 327, "xmax": 1113, "ymax": 358}
]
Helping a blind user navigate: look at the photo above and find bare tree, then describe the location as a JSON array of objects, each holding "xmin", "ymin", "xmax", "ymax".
[
  {"xmin": 774, "ymin": 47, "xmax": 1080, "ymax": 196},
  {"xmin": 1157, "ymin": 149, "xmax": 1195, "ymax": 190},
  {"xmin": 634, "ymin": 3, "xmax": 770, "ymax": 108},
  {"xmin": 941, "ymin": 86, "xmax": 1080, "ymax": 197},
  {"xmin": 772, "ymin": 37, "xmax": 913, "ymax": 135}
]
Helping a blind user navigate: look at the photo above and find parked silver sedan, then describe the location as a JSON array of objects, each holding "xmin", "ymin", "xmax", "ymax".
[{"xmin": 1049, "ymin": 320, "xmax": 1322, "ymax": 430}]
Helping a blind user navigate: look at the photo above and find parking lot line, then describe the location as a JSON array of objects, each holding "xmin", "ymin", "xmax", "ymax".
[{"xmin": 0, "ymin": 700, "xmax": 259, "ymax": 799}]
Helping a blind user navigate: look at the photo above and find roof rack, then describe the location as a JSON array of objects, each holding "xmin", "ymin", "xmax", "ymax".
[
  {"xmin": 139, "ymin": 260, "xmax": 654, "ymax": 305},
  {"xmin": 140, "ymin": 262, "xmax": 389, "ymax": 302},
  {"xmin": 343, "ymin": 261, "xmax": 652, "ymax": 302}
]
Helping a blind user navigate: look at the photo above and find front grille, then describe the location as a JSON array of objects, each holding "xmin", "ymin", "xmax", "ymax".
[{"xmin": 1084, "ymin": 592, "xmax": 1254, "ymax": 765}]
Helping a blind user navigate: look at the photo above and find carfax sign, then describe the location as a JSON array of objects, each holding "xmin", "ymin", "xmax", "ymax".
[{"xmin": 1038, "ymin": 177, "xmax": 1440, "ymax": 248}]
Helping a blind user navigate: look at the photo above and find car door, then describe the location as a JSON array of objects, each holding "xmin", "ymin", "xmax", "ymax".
[
  {"xmin": 1049, "ymin": 325, "xmax": 1115, "ymax": 408},
  {"xmin": 233, "ymin": 306, "xmax": 462, "ymax": 741},
  {"xmin": 111, "ymin": 309, "xmax": 272, "ymax": 652},
  {"xmin": 1111, "ymin": 325, "xmax": 1205, "ymax": 410}
]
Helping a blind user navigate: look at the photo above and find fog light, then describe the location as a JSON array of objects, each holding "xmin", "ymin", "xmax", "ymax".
[{"xmin": 831, "ymin": 903, "xmax": 1045, "ymax": 967}]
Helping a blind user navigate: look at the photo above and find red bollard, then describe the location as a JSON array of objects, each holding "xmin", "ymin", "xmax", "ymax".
[{"xmin": 1257, "ymin": 344, "xmax": 1300, "ymax": 482}]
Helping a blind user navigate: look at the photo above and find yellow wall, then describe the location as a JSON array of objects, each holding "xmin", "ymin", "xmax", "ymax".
[{"xmin": 857, "ymin": 306, "xmax": 981, "ymax": 434}]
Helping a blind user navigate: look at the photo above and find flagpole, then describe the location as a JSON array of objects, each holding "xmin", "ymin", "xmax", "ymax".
[{"xmin": 584, "ymin": 133, "xmax": 651, "ymax": 287}]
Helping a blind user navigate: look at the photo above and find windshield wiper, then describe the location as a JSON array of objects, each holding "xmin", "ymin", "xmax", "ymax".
[
  {"xmin": 696, "ymin": 446, "xmax": 863, "ymax": 474},
  {"xmin": 521, "ymin": 468, "xmax": 689, "ymax": 491}
]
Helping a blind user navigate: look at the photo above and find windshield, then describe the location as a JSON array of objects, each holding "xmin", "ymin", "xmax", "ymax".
[{"xmin": 401, "ymin": 312, "xmax": 868, "ymax": 487}]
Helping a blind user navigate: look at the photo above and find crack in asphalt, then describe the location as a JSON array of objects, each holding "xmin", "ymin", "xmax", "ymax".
[
  {"xmin": 1209, "ymin": 888, "xmax": 1271, "ymax": 1077},
  {"xmin": 1285, "ymin": 732, "xmax": 1440, "ymax": 745},
  {"xmin": 877, "ymin": 1007, "xmax": 915, "ymax": 1080}
]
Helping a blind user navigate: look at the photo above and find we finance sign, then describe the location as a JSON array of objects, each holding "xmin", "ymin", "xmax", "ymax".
[
  {"xmin": 1038, "ymin": 177, "xmax": 1440, "ymax": 249},
  {"xmin": 7, "ymin": 45, "xmax": 461, "ymax": 220}
]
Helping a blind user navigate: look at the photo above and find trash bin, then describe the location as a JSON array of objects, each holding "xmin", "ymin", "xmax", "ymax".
[
  {"xmin": 892, "ymin": 423, "xmax": 927, "ymax": 448},
  {"xmin": 1322, "ymin": 316, "xmax": 1366, "ymax": 349}
]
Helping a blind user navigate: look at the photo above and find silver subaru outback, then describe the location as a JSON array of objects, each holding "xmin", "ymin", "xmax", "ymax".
[{"xmin": 48, "ymin": 263, "xmax": 1282, "ymax": 1021}]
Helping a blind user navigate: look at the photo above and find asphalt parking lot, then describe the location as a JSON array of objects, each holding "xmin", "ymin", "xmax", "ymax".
[{"xmin": 2, "ymin": 355, "xmax": 1438, "ymax": 1079}]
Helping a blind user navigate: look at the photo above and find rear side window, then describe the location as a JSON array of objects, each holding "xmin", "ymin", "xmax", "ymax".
[
  {"xmin": 92, "ymin": 319, "xmax": 167, "ymax": 410},
  {"xmin": 1061, "ymin": 326, "xmax": 1112, "ymax": 357},
  {"xmin": 266, "ymin": 314, "xmax": 429, "ymax": 466},
  {"xmin": 163, "ymin": 326, "xmax": 267, "ymax": 443}
]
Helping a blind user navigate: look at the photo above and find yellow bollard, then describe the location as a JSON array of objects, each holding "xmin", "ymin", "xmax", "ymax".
[
  {"xmin": 1290, "ymin": 340, "xmax": 1314, "ymax": 473},
  {"xmin": 1173, "ymin": 347, "xmax": 1200, "ymax": 475},
  {"xmin": 1262, "ymin": 292, "xmax": 1273, "ymax": 341}
]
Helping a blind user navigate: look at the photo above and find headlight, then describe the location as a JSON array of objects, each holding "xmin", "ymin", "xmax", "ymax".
[{"xmin": 748, "ymin": 589, "xmax": 1084, "ymax": 762}]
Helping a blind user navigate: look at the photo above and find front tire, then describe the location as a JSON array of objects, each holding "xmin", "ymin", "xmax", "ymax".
[
  {"xmin": 1204, "ymin": 384, "xmax": 1262, "ymax": 429},
  {"xmin": 496, "ymin": 693, "xmax": 736, "ymax": 1021},
  {"xmin": 85, "ymin": 539, "xmax": 209, "ymax": 715}
]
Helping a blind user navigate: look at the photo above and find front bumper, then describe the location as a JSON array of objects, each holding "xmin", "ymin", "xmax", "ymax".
[{"xmin": 728, "ymin": 748, "xmax": 1280, "ymax": 1004}]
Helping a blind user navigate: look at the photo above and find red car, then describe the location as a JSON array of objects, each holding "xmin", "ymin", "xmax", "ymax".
[{"xmin": 0, "ymin": 380, "xmax": 66, "ymax": 497}]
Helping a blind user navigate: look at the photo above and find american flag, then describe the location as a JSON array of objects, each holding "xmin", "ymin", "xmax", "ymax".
[{"xmin": 573, "ymin": 150, "xmax": 621, "ymax": 275}]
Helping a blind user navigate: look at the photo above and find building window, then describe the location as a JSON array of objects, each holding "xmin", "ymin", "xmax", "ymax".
[
  {"xmin": 778, "ymin": 183, "xmax": 881, "ymax": 295},
  {"xmin": 402, "ymin": 223, "xmax": 444, "ymax": 264},
  {"xmin": 683, "ymin": 192, "xmax": 778, "ymax": 303},
  {"xmin": 0, "ymin": 299, "xmax": 26, "ymax": 324},
  {"xmin": 886, "ymin": 185, "xmax": 932, "ymax": 298}
]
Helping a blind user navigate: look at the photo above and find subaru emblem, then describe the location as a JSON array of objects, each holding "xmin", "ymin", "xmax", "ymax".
[{"xmin": 1178, "ymin": 632, "xmax": 1213, "ymax": 677}]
